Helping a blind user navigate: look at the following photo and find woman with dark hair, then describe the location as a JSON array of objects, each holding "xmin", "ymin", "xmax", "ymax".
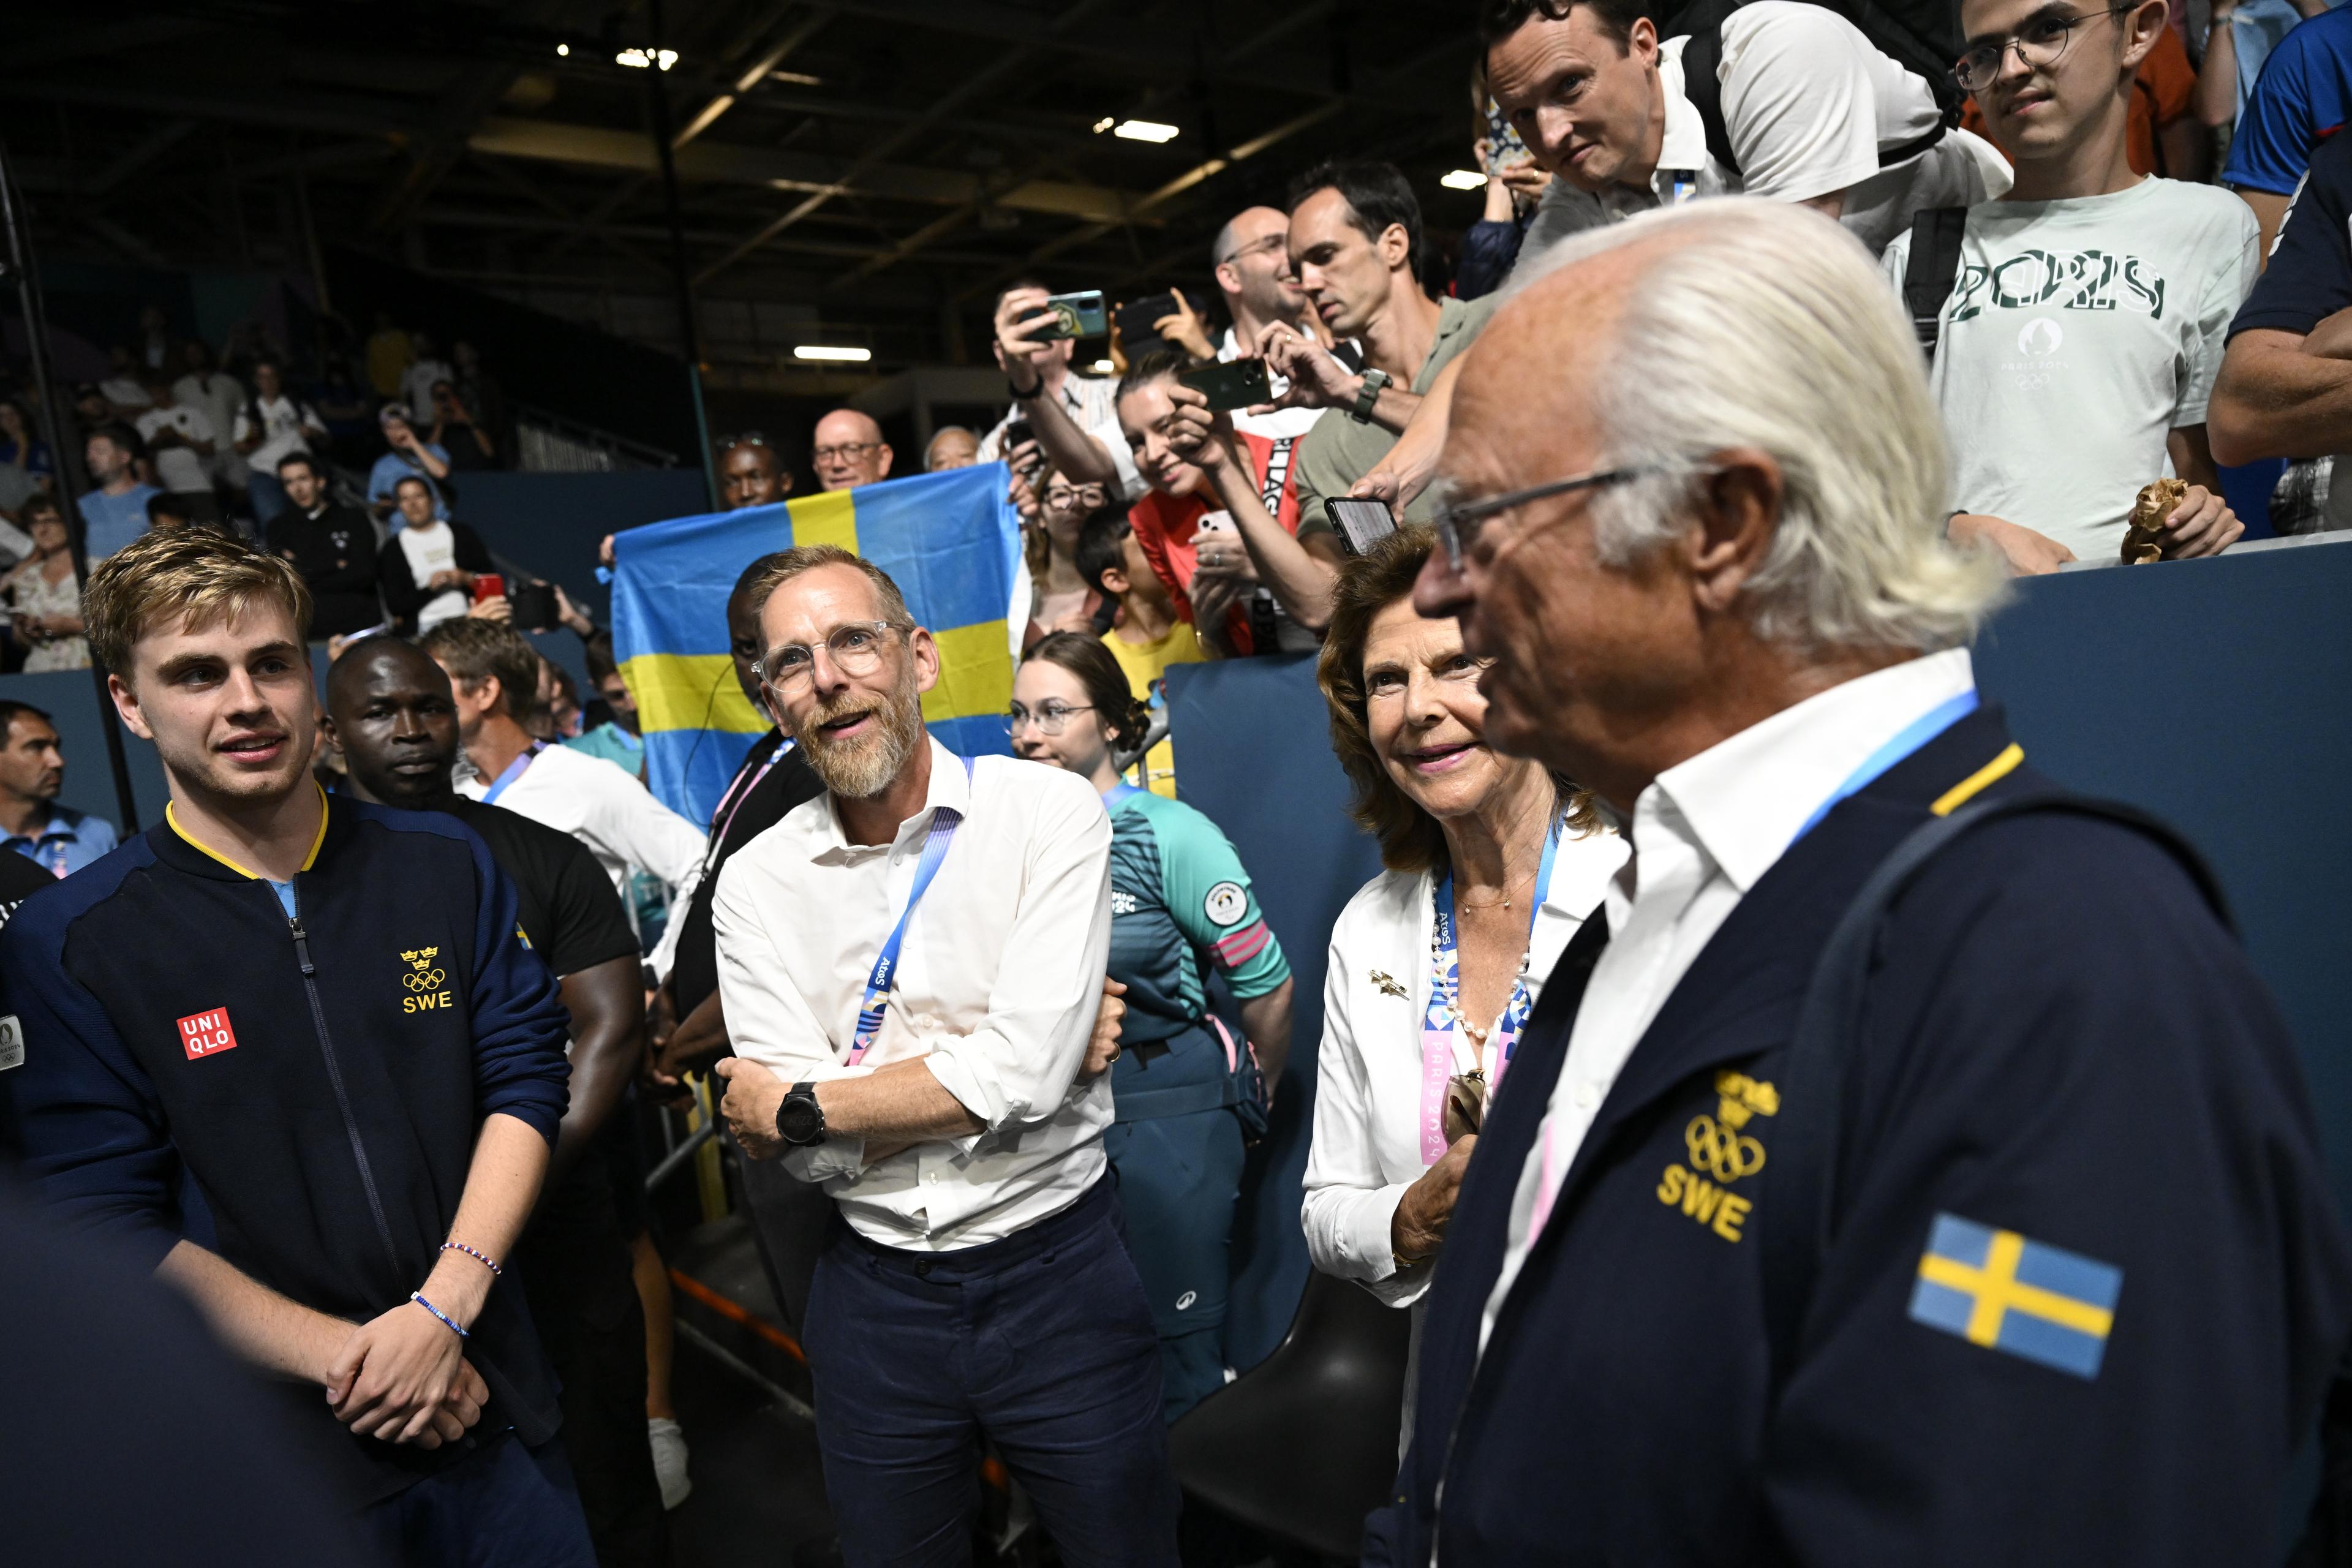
[
  {"xmin": 1020, "ymin": 464, "xmax": 1110, "ymax": 646},
  {"xmin": 1299, "ymin": 525, "xmax": 1623, "ymax": 1431},
  {"xmin": 1010, "ymin": 631, "xmax": 1295, "ymax": 1422}
]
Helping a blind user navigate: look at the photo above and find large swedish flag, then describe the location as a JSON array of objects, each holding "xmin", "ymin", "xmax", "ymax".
[{"xmin": 609, "ymin": 464, "xmax": 1026, "ymax": 824}]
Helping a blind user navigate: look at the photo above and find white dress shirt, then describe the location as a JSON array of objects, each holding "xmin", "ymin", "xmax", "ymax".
[
  {"xmin": 458, "ymin": 742, "xmax": 707, "ymax": 970},
  {"xmin": 712, "ymin": 737, "xmax": 1115, "ymax": 1251},
  {"xmin": 1304, "ymin": 827, "xmax": 1624, "ymax": 1443},
  {"xmin": 1478, "ymin": 647, "xmax": 1978, "ymax": 1352}
]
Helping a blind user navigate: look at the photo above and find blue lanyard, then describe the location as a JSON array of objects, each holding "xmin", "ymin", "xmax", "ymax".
[
  {"xmin": 1791, "ymin": 688, "xmax": 1980, "ymax": 843},
  {"xmin": 1425, "ymin": 814, "xmax": 1564, "ymax": 1068},
  {"xmin": 848, "ymin": 756, "xmax": 974, "ymax": 1065},
  {"xmin": 480, "ymin": 743, "xmax": 544, "ymax": 806}
]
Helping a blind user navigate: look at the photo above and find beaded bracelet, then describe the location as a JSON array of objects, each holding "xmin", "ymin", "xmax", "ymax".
[
  {"xmin": 441, "ymin": 1241, "xmax": 502, "ymax": 1276},
  {"xmin": 410, "ymin": 1291, "xmax": 469, "ymax": 1340}
]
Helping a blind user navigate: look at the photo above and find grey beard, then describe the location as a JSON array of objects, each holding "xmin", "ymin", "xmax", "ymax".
[{"xmin": 800, "ymin": 678, "xmax": 925, "ymax": 799}]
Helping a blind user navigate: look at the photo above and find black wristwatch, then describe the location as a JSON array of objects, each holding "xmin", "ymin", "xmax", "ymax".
[
  {"xmin": 1350, "ymin": 367, "xmax": 1390, "ymax": 423},
  {"xmin": 1006, "ymin": 372, "xmax": 1044, "ymax": 402},
  {"xmin": 775, "ymin": 1080, "xmax": 828, "ymax": 1147}
]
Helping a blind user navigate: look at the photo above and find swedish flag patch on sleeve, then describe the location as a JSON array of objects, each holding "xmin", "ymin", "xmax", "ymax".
[
  {"xmin": 1909, "ymin": 1213, "xmax": 2122, "ymax": 1380},
  {"xmin": 515, "ymin": 924, "xmax": 533, "ymax": 950}
]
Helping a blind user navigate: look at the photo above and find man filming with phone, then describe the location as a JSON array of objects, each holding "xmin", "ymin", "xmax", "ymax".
[{"xmin": 984, "ymin": 280, "xmax": 1147, "ymax": 503}]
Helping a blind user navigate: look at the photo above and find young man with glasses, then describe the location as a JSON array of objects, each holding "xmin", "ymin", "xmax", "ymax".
[
  {"xmin": 1884, "ymin": 0, "xmax": 2253, "ymax": 573},
  {"xmin": 808, "ymin": 409, "xmax": 894, "ymax": 492},
  {"xmin": 709, "ymin": 544, "xmax": 1177, "ymax": 1566}
]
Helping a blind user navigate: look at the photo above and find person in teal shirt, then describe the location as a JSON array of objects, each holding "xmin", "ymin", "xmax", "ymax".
[{"xmin": 1009, "ymin": 632, "xmax": 1294, "ymax": 1420}]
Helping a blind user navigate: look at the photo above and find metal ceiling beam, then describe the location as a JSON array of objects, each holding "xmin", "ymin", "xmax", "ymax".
[
  {"xmin": 1017, "ymin": 100, "xmax": 1343, "ymax": 272},
  {"xmin": 0, "ymin": 18, "xmax": 208, "ymax": 73},
  {"xmin": 420, "ymin": 203, "xmax": 1011, "ymax": 266},
  {"xmin": 461, "ymin": 156, "xmax": 671, "ymax": 277},
  {"xmin": 87, "ymin": 120, "xmax": 199, "ymax": 195},
  {"xmin": 673, "ymin": 6, "xmax": 835, "ymax": 149},
  {"xmin": 691, "ymin": 0, "xmax": 1122, "ymax": 288},
  {"xmin": 858, "ymin": 6, "xmax": 1349, "ymax": 291},
  {"xmin": 467, "ymin": 116, "xmax": 1146, "ymax": 226},
  {"xmin": 794, "ymin": 0, "xmax": 1349, "ymax": 101},
  {"xmin": 367, "ymin": 0, "xmax": 576, "ymax": 234},
  {"xmin": 8, "ymin": 77, "xmax": 426, "ymax": 140}
]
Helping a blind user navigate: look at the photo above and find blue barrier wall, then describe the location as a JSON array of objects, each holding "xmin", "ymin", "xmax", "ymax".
[{"xmin": 1169, "ymin": 537, "xmax": 2352, "ymax": 1373}]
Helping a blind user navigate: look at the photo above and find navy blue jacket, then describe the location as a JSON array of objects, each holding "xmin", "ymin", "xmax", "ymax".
[
  {"xmin": 1373, "ymin": 707, "xmax": 2352, "ymax": 1566},
  {"xmin": 0, "ymin": 793, "xmax": 573, "ymax": 1505}
]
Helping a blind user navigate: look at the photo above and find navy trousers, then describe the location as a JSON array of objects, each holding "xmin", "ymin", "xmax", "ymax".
[
  {"xmin": 361, "ymin": 1430, "xmax": 597, "ymax": 1567},
  {"xmin": 802, "ymin": 1176, "xmax": 1181, "ymax": 1568}
]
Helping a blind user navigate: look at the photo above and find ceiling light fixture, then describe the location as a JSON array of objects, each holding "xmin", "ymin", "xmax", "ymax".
[
  {"xmin": 616, "ymin": 48, "xmax": 679, "ymax": 70},
  {"xmin": 1091, "ymin": 358, "xmax": 1115, "ymax": 374},
  {"xmin": 1112, "ymin": 119, "xmax": 1180, "ymax": 143},
  {"xmin": 1440, "ymin": 168, "xmax": 1486, "ymax": 190},
  {"xmin": 794, "ymin": 345, "xmax": 873, "ymax": 363},
  {"xmin": 769, "ymin": 69, "xmax": 824, "ymax": 86},
  {"xmin": 556, "ymin": 42, "xmax": 570, "ymax": 56},
  {"xmin": 1092, "ymin": 116, "xmax": 1117, "ymax": 134}
]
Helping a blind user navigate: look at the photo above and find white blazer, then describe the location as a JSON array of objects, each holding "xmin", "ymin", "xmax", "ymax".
[{"xmin": 1300, "ymin": 826, "xmax": 1624, "ymax": 1442}]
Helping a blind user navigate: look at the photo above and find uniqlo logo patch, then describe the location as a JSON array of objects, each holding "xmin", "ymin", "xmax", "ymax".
[{"xmin": 178, "ymin": 1008, "xmax": 239, "ymax": 1060}]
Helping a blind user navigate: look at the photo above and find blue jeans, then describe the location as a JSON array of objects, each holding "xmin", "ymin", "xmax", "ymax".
[
  {"xmin": 361, "ymin": 1430, "xmax": 597, "ymax": 1567},
  {"xmin": 803, "ymin": 1176, "xmax": 1180, "ymax": 1567},
  {"xmin": 247, "ymin": 470, "xmax": 289, "ymax": 527}
]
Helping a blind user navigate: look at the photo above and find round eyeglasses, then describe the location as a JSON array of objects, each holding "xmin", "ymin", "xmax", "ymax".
[{"xmin": 1005, "ymin": 701, "xmax": 1096, "ymax": 736}]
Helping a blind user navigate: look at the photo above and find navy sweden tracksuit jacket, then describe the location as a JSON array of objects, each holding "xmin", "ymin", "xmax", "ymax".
[{"xmin": 0, "ymin": 790, "xmax": 574, "ymax": 1506}]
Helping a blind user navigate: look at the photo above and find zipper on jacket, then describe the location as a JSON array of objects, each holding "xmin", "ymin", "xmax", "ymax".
[{"xmin": 288, "ymin": 886, "xmax": 401, "ymax": 1273}]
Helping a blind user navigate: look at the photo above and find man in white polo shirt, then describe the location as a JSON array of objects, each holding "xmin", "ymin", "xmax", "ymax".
[
  {"xmin": 420, "ymin": 619, "xmax": 706, "ymax": 960},
  {"xmin": 711, "ymin": 545, "xmax": 1177, "ymax": 1567}
]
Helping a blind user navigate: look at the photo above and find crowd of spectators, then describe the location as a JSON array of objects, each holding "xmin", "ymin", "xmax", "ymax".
[{"xmin": 0, "ymin": 305, "xmax": 521, "ymax": 672}]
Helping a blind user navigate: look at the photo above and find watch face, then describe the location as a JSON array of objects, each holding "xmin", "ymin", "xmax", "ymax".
[{"xmin": 778, "ymin": 1093, "xmax": 823, "ymax": 1145}]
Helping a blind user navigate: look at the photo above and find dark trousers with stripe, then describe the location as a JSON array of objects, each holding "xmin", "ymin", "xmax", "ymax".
[{"xmin": 802, "ymin": 1176, "xmax": 1180, "ymax": 1567}]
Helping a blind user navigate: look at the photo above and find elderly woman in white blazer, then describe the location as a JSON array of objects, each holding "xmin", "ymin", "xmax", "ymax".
[{"xmin": 1300, "ymin": 526, "xmax": 1625, "ymax": 1408}]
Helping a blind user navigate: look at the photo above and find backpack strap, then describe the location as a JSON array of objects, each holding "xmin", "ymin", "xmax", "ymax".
[
  {"xmin": 1670, "ymin": 0, "xmax": 1743, "ymax": 178},
  {"xmin": 1901, "ymin": 205, "xmax": 1970, "ymax": 361},
  {"xmin": 1757, "ymin": 790, "xmax": 2230, "ymax": 1393},
  {"xmin": 1668, "ymin": 0, "xmax": 1957, "ymax": 182}
]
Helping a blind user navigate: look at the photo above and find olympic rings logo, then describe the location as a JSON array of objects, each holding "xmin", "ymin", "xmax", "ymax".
[
  {"xmin": 403, "ymin": 968, "xmax": 447, "ymax": 992},
  {"xmin": 1684, "ymin": 1114, "xmax": 1765, "ymax": 1182}
]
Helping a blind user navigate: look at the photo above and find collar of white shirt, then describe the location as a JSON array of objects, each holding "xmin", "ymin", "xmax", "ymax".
[
  {"xmin": 809, "ymin": 734, "xmax": 968, "ymax": 863},
  {"xmin": 1646, "ymin": 645, "xmax": 1978, "ymax": 895}
]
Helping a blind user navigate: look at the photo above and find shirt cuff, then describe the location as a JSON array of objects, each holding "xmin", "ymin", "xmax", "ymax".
[
  {"xmin": 1354, "ymin": 1180, "xmax": 1415, "ymax": 1279},
  {"xmin": 783, "ymin": 1138, "xmax": 867, "ymax": 1184},
  {"xmin": 924, "ymin": 1049, "xmax": 1009, "ymax": 1134}
]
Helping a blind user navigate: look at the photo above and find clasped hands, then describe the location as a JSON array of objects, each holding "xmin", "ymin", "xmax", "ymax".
[{"xmin": 320, "ymin": 1257, "xmax": 492, "ymax": 1450}]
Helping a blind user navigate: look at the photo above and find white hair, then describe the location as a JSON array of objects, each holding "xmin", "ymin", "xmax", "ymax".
[{"xmin": 1502, "ymin": 198, "xmax": 2005, "ymax": 654}]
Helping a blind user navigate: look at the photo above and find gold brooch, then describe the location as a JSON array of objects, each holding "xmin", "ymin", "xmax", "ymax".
[{"xmin": 1370, "ymin": 969, "xmax": 1408, "ymax": 999}]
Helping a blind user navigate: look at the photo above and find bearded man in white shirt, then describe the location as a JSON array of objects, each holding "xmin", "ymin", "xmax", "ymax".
[
  {"xmin": 712, "ymin": 546, "xmax": 1178, "ymax": 1568},
  {"xmin": 1377, "ymin": 198, "xmax": 2351, "ymax": 1564}
]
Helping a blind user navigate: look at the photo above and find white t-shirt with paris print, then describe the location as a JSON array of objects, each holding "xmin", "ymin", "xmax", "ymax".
[{"xmin": 1883, "ymin": 176, "xmax": 2258, "ymax": 562}]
